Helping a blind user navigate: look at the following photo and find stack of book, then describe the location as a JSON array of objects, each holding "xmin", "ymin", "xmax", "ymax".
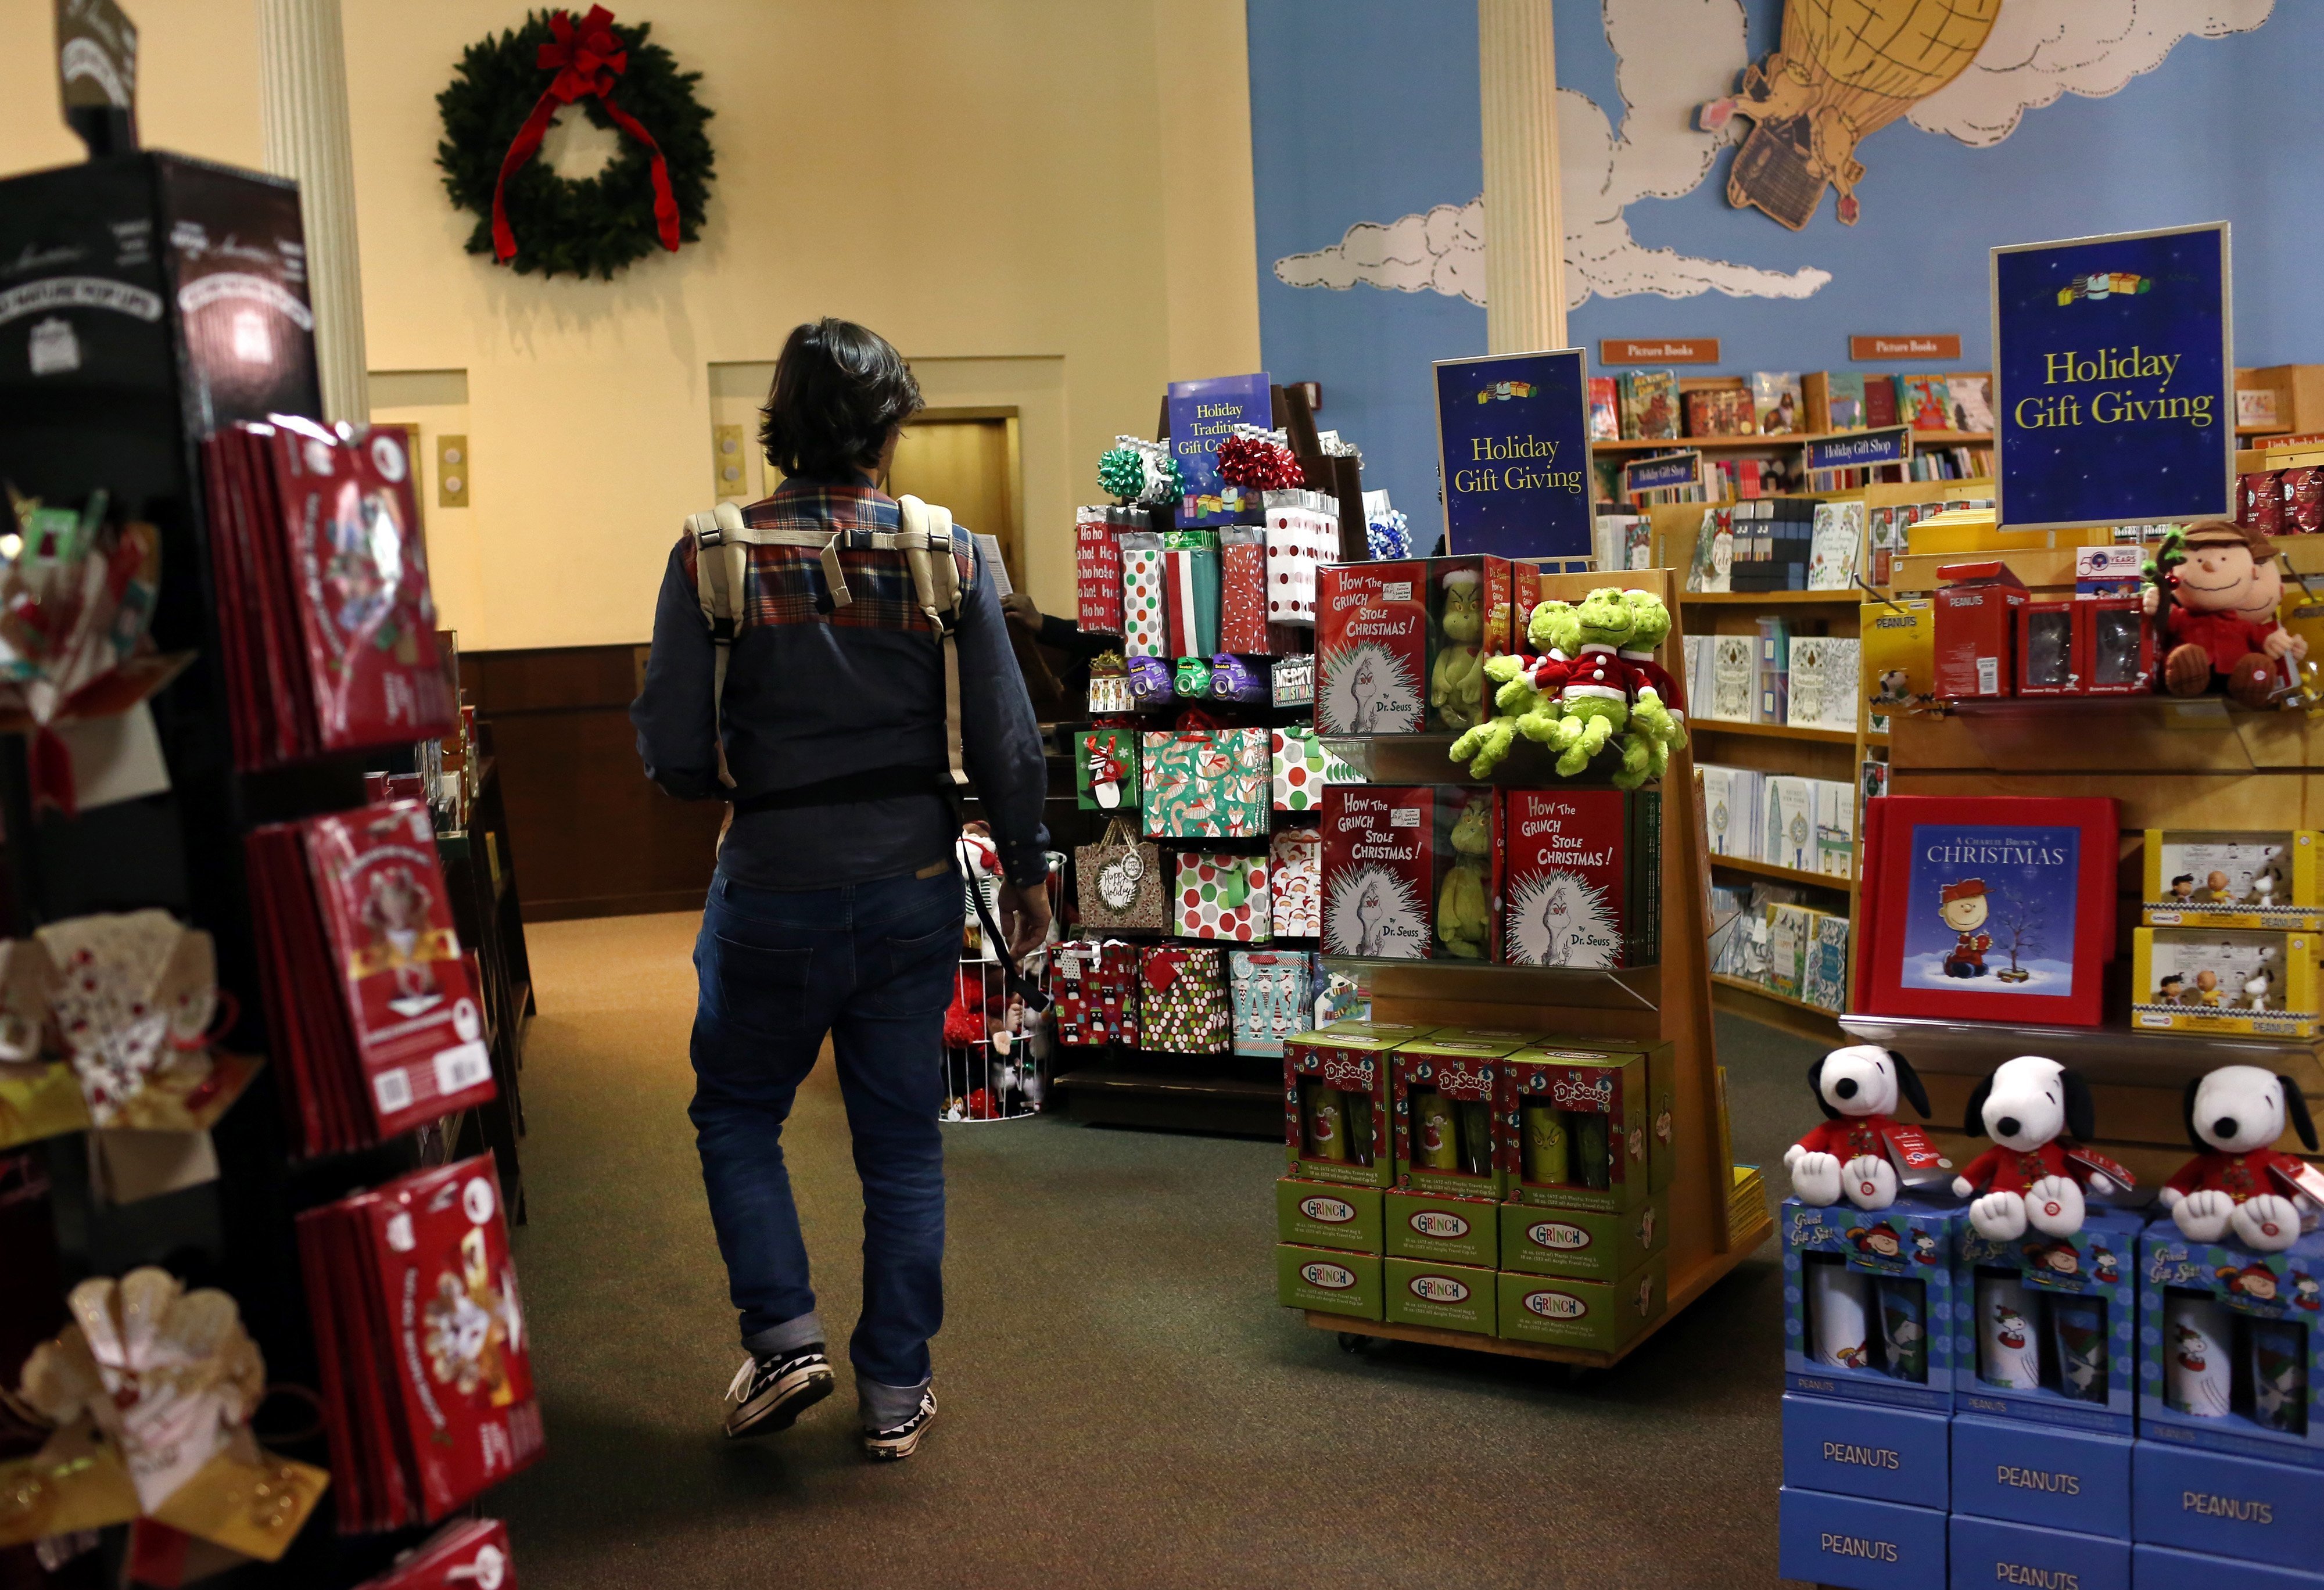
[
  {"xmin": 1698, "ymin": 764, "xmax": 1858, "ymax": 877},
  {"xmin": 1685, "ymin": 622, "xmax": 1860, "ymax": 732},
  {"xmin": 297, "ymin": 1156, "xmax": 544, "ymax": 1532},
  {"xmin": 1590, "ymin": 512, "xmax": 1653, "ymax": 572},
  {"xmin": 198, "ymin": 416, "xmax": 457, "ymax": 770},
  {"xmin": 245, "ymin": 799, "xmax": 497, "ymax": 1157},
  {"xmin": 1710, "ymin": 877, "xmax": 1852, "ymax": 1011},
  {"xmin": 1729, "ymin": 1162, "xmax": 1767, "ymax": 1232}
]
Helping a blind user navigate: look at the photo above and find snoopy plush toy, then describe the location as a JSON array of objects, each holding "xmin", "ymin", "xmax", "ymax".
[
  {"xmin": 1952, "ymin": 1055, "xmax": 2135, "ymax": 1240},
  {"xmin": 1785, "ymin": 1045, "xmax": 1949, "ymax": 1209},
  {"xmin": 2158, "ymin": 1065, "xmax": 2324, "ymax": 1252}
]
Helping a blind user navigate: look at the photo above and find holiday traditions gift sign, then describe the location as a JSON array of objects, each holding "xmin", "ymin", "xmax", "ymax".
[
  {"xmin": 1433, "ymin": 349, "xmax": 1593, "ymax": 559},
  {"xmin": 1168, "ymin": 373, "xmax": 1271, "ymax": 527},
  {"xmin": 1991, "ymin": 222, "xmax": 2234, "ymax": 530}
]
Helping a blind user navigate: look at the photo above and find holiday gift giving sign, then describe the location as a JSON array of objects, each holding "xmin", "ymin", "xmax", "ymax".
[
  {"xmin": 1991, "ymin": 222, "xmax": 2233, "ymax": 530},
  {"xmin": 1433, "ymin": 349, "xmax": 1593, "ymax": 559}
]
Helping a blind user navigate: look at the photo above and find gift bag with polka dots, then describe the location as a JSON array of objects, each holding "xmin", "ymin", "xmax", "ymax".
[
  {"xmin": 1121, "ymin": 533, "xmax": 1167, "ymax": 657},
  {"xmin": 1138, "ymin": 945, "xmax": 1229, "ymax": 1053},
  {"xmin": 1175, "ymin": 852, "xmax": 1271, "ymax": 942}
]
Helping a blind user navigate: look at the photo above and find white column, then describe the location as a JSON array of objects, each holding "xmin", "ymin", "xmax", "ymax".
[
  {"xmin": 1477, "ymin": 0, "xmax": 1566, "ymax": 354},
  {"xmin": 257, "ymin": 0, "xmax": 369, "ymax": 425}
]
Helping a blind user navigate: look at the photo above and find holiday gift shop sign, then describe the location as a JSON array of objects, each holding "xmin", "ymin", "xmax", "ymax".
[
  {"xmin": 1991, "ymin": 222, "xmax": 2234, "ymax": 530},
  {"xmin": 1433, "ymin": 349, "xmax": 1593, "ymax": 559}
]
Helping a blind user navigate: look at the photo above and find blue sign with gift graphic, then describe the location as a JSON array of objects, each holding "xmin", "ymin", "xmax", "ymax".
[
  {"xmin": 1991, "ymin": 223, "xmax": 2233, "ymax": 529},
  {"xmin": 1433, "ymin": 349, "xmax": 1593, "ymax": 558},
  {"xmin": 1168, "ymin": 372, "xmax": 1272, "ymax": 527}
]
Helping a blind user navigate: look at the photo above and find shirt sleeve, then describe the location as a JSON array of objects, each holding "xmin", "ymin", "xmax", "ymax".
[
  {"xmin": 630, "ymin": 537, "xmax": 722, "ymax": 802},
  {"xmin": 957, "ymin": 539, "xmax": 1053, "ymax": 888},
  {"xmin": 1038, "ymin": 611, "xmax": 1116, "ymax": 665}
]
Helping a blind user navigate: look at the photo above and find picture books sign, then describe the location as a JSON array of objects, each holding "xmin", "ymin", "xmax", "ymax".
[
  {"xmin": 1991, "ymin": 222, "xmax": 2233, "ymax": 530},
  {"xmin": 1433, "ymin": 349, "xmax": 1593, "ymax": 559}
]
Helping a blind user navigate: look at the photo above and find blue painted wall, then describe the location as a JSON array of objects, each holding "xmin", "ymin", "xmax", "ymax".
[{"xmin": 1250, "ymin": 0, "xmax": 2324, "ymax": 550}]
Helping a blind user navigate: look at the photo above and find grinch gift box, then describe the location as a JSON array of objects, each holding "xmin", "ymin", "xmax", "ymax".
[
  {"xmin": 1496, "ymin": 1255, "xmax": 1667, "ymax": 1355},
  {"xmin": 1317, "ymin": 557, "xmax": 1512, "ymax": 735},
  {"xmin": 1385, "ymin": 1189, "xmax": 1500, "ymax": 1268},
  {"xmin": 1500, "ymin": 1190, "xmax": 1668, "ymax": 1281},
  {"xmin": 2132, "ymin": 928, "xmax": 2318, "ymax": 1038},
  {"xmin": 1953, "ymin": 1205, "xmax": 2140, "ymax": 1435},
  {"xmin": 2137, "ymin": 1224, "xmax": 2324, "ymax": 1470},
  {"xmin": 1391, "ymin": 1034, "xmax": 1520, "ymax": 1198},
  {"xmin": 2144, "ymin": 830, "xmax": 2323, "ymax": 931},
  {"xmin": 1385, "ymin": 1257, "xmax": 1497, "ymax": 1336},
  {"xmin": 1498, "ymin": 789, "xmax": 1662, "ymax": 969},
  {"xmin": 1276, "ymin": 1244, "xmax": 1383, "ymax": 1321},
  {"xmin": 1275, "ymin": 1178, "xmax": 1382, "ymax": 1255},
  {"xmin": 1175, "ymin": 853, "xmax": 1270, "ymax": 943},
  {"xmin": 1497, "ymin": 1043, "xmax": 1655, "ymax": 1214},
  {"xmin": 1283, "ymin": 1026, "xmax": 1402, "ymax": 1189},
  {"xmin": 1142, "ymin": 727, "xmax": 1269, "ymax": 840},
  {"xmin": 1074, "ymin": 727, "xmax": 1139, "ymax": 810},
  {"xmin": 1783, "ymin": 1196, "xmax": 1961, "ymax": 1414}
]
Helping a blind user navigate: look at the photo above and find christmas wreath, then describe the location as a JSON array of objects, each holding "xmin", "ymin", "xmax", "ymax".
[{"xmin": 435, "ymin": 6, "xmax": 715, "ymax": 279}]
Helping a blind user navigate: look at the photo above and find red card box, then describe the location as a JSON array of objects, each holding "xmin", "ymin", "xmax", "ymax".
[
  {"xmin": 1933, "ymin": 560, "xmax": 2028, "ymax": 699},
  {"xmin": 353, "ymin": 1520, "xmax": 517, "ymax": 1589}
]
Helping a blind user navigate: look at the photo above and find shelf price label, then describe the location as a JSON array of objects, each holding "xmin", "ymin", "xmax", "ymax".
[
  {"xmin": 1990, "ymin": 222, "xmax": 2233, "ymax": 530},
  {"xmin": 1622, "ymin": 450, "xmax": 1701, "ymax": 496},
  {"xmin": 1804, "ymin": 425, "xmax": 1911, "ymax": 474},
  {"xmin": 1433, "ymin": 347, "xmax": 1594, "ymax": 558}
]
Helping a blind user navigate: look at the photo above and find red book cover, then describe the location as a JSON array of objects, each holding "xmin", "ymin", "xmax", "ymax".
[
  {"xmin": 1853, "ymin": 793, "xmax": 1890, "ymax": 1013},
  {"xmin": 355, "ymin": 1520, "xmax": 515, "ymax": 1589},
  {"xmin": 1317, "ymin": 561, "xmax": 1426, "ymax": 734},
  {"xmin": 365, "ymin": 1158, "xmax": 542, "ymax": 1520},
  {"xmin": 262, "ymin": 419, "xmax": 456, "ymax": 752},
  {"xmin": 300, "ymin": 801, "xmax": 496, "ymax": 1136},
  {"xmin": 1322, "ymin": 785, "xmax": 1437, "ymax": 959},
  {"xmin": 1501, "ymin": 788, "xmax": 1634, "ymax": 968},
  {"xmin": 1864, "ymin": 796, "xmax": 2117, "ymax": 1026},
  {"xmin": 1864, "ymin": 378, "xmax": 1899, "ymax": 429}
]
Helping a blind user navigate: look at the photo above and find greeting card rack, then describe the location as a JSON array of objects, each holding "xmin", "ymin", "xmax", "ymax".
[
  {"xmin": 1838, "ymin": 534, "xmax": 2324, "ymax": 1198},
  {"xmin": 1306, "ymin": 566, "xmax": 1771, "ymax": 1369},
  {"xmin": 0, "ymin": 152, "xmax": 483, "ymax": 1585}
]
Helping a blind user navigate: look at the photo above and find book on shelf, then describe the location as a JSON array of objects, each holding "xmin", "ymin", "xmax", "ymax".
[
  {"xmin": 1684, "ymin": 508, "xmax": 1731, "ymax": 593},
  {"xmin": 1684, "ymin": 386, "xmax": 1757, "ymax": 437},
  {"xmin": 1620, "ymin": 369, "xmax": 1679, "ymax": 440},
  {"xmin": 1766, "ymin": 902, "xmax": 1812, "ymax": 999},
  {"xmin": 1895, "ymin": 374, "xmax": 1952, "ymax": 431},
  {"xmin": 1806, "ymin": 501, "xmax": 1864, "ymax": 590},
  {"xmin": 1751, "ymin": 372, "xmax": 1805, "ymax": 434},
  {"xmin": 1945, "ymin": 374, "xmax": 1995, "ymax": 433},
  {"xmin": 1761, "ymin": 774, "xmax": 1816, "ymax": 873},
  {"xmin": 1708, "ymin": 635, "xmax": 1755, "ymax": 723},
  {"xmin": 1700, "ymin": 763, "xmax": 1761, "ymax": 859},
  {"xmin": 1587, "ymin": 375, "xmax": 1620, "ymax": 441},
  {"xmin": 1755, "ymin": 616, "xmax": 1790, "ymax": 724},
  {"xmin": 1814, "ymin": 778, "xmax": 1857, "ymax": 879},
  {"xmin": 1809, "ymin": 371, "xmax": 1867, "ymax": 432},
  {"xmin": 1785, "ymin": 635, "xmax": 1862, "ymax": 733},
  {"xmin": 1864, "ymin": 378, "xmax": 1899, "ymax": 429}
]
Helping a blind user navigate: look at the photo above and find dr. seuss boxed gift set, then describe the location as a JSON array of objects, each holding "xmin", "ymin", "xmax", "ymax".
[
  {"xmin": 1391, "ymin": 1033, "xmax": 1519, "ymax": 1199},
  {"xmin": 1496, "ymin": 1041, "xmax": 1670, "ymax": 1216},
  {"xmin": 1321, "ymin": 785, "xmax": 1489, "ymax": 961},
  {"xmin": 1316, "ymin": 557, "xmax": 1512, "ymax": 736},
  {"xmin": 1281, "ymin": 1022, "xmax": 1412, "ymax": 1189}
]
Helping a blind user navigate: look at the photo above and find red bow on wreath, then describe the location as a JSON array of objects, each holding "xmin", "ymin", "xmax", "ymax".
[{"xmin": 490, "ymin": 5, "xmax": 680, "ymax": 263}]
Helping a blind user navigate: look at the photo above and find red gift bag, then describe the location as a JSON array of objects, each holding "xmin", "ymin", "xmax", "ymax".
[
  {"xmin": 1220, "ymin": 528, "xmax": 1268, "ymax": 654},
  {"xmin": 1075, "ymin": 507, "xmax": 1125, "ymax": 634}
]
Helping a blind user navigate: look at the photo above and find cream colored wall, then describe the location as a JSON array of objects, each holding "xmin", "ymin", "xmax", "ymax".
[{"xmin": 0, "ymin": 0, "xmax": 1260, "ymax": 650}]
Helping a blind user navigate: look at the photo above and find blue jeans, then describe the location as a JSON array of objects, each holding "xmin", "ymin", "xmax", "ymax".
[{"xmin": 688, "ymin": 867, "xmax": 960, "ymax": 1424}]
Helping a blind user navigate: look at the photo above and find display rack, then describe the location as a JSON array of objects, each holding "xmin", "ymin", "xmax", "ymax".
[
  {"xmin": 1305, "ymin": 565, "xmax": 1773, "ymax": 1369},
  {"xmin": 1841, "ymin": 508, "xmax": 2324, "ymax": 1193},
  {"xmin": 1654, "ymin": 479, "xmax": 1991, "ymax": 1042}
]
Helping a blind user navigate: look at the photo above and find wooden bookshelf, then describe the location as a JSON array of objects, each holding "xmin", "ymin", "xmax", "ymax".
[
  {"xmin": 1594, "ymin": 428, "xmax": 1993, "ymax": 454},
  {"xmin": 1683, "ymin": 590, "xmax": 1866, "ymax": 606},
  {"xmin": 1711, "ymin": 972, "xmax": 1846, "ymax": 1044},
  {"xmin": 1710, "ymin": 853, "xmax": 1849, "ymax": 891},
  {"xmin": 1692, "ymin": 719, "xmax": 1860, "ymax": 746}
]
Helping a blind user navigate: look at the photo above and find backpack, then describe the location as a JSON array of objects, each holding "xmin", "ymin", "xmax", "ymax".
[{"xmin": 684, "ymin": 493, "xmax": 971, "ymax": 791}]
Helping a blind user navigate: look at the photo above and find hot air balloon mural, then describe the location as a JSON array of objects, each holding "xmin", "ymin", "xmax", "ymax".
[{"xmin": 1700, "ymin": 0, "xmax": 2002, "ymax": 231}]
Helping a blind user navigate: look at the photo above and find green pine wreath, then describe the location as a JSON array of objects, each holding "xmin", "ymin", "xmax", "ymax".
[{"xmin": 435, "ymin": 10, "xmax": 715, "ymax": 280}]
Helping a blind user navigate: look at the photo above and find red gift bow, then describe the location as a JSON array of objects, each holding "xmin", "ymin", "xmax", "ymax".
[{"xmin": 490, "ymin": 6, "xmax": 680, "ymax": 263}]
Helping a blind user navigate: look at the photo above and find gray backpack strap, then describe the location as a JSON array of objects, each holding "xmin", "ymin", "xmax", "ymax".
[
  {"xmin": 895, "ymin": 493, "xmax": 967, "ymax": 788},
  {"xmin": 688, "ymin": 501, "xmax": 748, "ymax": 789}
]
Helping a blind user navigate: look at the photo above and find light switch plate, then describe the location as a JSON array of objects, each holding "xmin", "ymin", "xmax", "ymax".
[
  {"xmin": 437, "ymin": 433, "xmax": 470, "ymax": 507},
  {"xmin": 712, "ymin": 423, "xmax": 747, "ymax": 500}
]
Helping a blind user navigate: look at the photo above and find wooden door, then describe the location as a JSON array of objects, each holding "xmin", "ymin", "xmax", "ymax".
[{"xmin": 887, "ymin": 408, "xmax": 1022, "ymax": 587}]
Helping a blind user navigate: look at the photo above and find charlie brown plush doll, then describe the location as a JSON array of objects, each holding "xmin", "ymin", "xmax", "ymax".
[{"xmin": 2143, "ymin": 521, "xmax": 2308, "ymax": 706}]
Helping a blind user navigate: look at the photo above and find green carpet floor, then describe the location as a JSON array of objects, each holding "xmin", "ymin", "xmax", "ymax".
[{"xmin": 492, "ymin": 912, "xmax": 1821, "ymax": 1587}]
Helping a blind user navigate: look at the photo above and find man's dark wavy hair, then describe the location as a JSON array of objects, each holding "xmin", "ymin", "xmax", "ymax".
[{"xmin": 758, "ymin": 317, "xmax": 923, "ymax": 482}]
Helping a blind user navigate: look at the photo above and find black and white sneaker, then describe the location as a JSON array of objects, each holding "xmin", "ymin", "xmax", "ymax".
[
  {"xmin": 862, "ymin": 1389, "xmax": 937, "ymax": 1462},
  {"xmin": 722, "ymin": 1345, "xmax": 834, "ymax": 1439}
]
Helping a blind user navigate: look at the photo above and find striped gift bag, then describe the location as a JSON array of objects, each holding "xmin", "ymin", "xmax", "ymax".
[{"xmin": 1162, "ymin": 542, "xmax": 1220, "ymax": 658}]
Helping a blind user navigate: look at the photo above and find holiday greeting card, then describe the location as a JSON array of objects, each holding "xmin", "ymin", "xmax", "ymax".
[{"xmin": 1862, "ymin": 796, "xmax": 2117, "ymax": 1026}]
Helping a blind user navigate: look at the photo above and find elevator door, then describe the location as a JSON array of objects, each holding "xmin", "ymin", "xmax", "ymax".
[{"xmin": 887, "ymin": 408, "xmax": 1023, "ymax": 590}]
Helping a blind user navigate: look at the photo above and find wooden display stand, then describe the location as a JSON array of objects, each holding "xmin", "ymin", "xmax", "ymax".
[
  {"xmin": 1841, "ymin": 526, "xmax": 2324, "ymax": 1197},
  {"xmin": 1305, "ymin": 566, "xmax": 1773, "ymax": 1368}
]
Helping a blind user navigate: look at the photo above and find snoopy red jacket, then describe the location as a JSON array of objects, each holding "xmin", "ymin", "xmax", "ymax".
[
  {"xmin": 1957, "ymin": 1140, "xmax": 2134, "ymax": 1196},
  {"xmin": 2164, "ymin": 1148, "xmax": 2324, "ymax": 1204},
  {"xmin": 1792, "ymin": 1115, "xmax": 1946, "ymax": 1173}
]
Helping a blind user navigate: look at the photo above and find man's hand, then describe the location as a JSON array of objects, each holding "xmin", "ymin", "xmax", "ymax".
[
  {"xmin": 1001, "ymin": 592, "xmax": 1043, "ymax": 632},
  {"xmin": 998, "ymin": 880, "xmax": 1052, "ymax": 960}
]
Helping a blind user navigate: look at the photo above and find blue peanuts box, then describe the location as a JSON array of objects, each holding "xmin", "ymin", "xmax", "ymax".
[
  {"xmin": 2132, "ymin": 1440, "xmax": 2324, "ymax": 1572},
  {"xmin": 1783, "ymin": 1195, "xmax": 1961, "ymax": 1412},
  {"xmin": 2133, "ymin": 1543, "xmax": 2324, "ymax": 1588},
  {"xmin": 1778, "ymin": 1486, "xmax": 1947, "ymax": 1590},
  {"xmin": 2137, "ymin": 1222, "xmax": 2324, "ymax": 1466},
  {"xmin": 1954, "ymin": 1205, "xmax": 2140, "ymax": 1434},
  {"xmin": 1951, "ymin": 1413, "xmax": 2134, "ymax": 1538},
  {"xmin": 1950, "ymin": 1513, "xmax": 2128, "ymax": 1590},
  {"xmin": 1781, "ymin": 1393, "xmax": 1950, "ymax": 1509}
]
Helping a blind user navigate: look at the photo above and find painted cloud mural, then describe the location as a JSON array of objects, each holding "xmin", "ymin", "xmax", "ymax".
[{"xmin": 1272, "ymin": 0, "xmax": 2272, "ymax": 307}]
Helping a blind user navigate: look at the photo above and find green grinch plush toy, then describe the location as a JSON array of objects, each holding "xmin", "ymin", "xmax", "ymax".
[
  {"xmin": 1614, "ymin": 591, "xmax": 1683, "ymax": 785},
  {"xmin": 1436, "ymin": 800, "xmax": 1493, "ymax": 959},
  {"xmin": 1448, "ymin": 653, "xmax": 1526, "ymax": 776},
  {"xmin": 1431, "ymin": 569, "xmax": 1486, "ymax": 730},
  {"xmin": 1548, "ymin": 588, "xmax": 1634, "ymax": 777},
  {"xmin": 1517, "ymin": 601, "xmax": 1579, "ymax": 745}
]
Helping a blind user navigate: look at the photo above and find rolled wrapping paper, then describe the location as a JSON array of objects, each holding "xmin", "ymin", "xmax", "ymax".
[
  {"xmin": 1412, "ymin": 1089, "xmax": 1461, "ymax": 1172},
  {"xmin": 1303, "ymin": 1085, "xmax": 1346, "ymax": 1162},
  {"xmin": 1977, "ymin": 1274, "xmax": 2043, "ymax": 1390},
  {"xmin": 1807, "ymin": 1257, "xmax": 1875, "ymax": 1371},
  {"xmin": 2248, "ymin": 1318, "xmax": 2309, "ymax": 1434},
  {"xmin": 1343, "ymin": 1093, "xmax": 1374, "ymax": 1167},
  {"xmin": 1522, "ymin": 1100, "xmax": 1569, "ymax": 1186},
  {"xmin": 2049, "ymin": 1296, "xmax": 2108, "ymax": 1404},
  {"xmin": 1876, "ymin": 1277, "xmax": 1928, "ymax": 1384},
  {"xmin": 1455, "ymin": 1100, "xmax": 1493, "ymax": 1178},
  {"xmin": 2165, "ymin": 1294, "xmax": 2235, "ymax": 1417},
  {"xmin": 1574, "ymin": 1112, "xmax": 1612, "ymax": 1191}
]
